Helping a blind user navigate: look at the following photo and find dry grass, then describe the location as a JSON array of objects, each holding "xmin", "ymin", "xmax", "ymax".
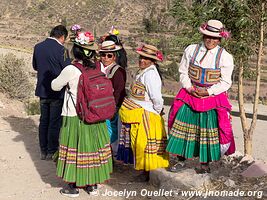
[{"xmin": 0, "ymin": 53, "xmax": 33, "ymax": 99}]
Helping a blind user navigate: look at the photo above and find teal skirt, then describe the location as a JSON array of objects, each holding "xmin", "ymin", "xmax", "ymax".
[
  {"xmin": 56, "ymin": 116, "xmax": 113, "ymax": 187},
  {"xmin": 166, "ymin": 104, "xmax": 220, "ymax": 163}
]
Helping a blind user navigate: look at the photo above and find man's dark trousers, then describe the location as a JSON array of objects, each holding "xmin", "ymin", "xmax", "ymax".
[{"xmin": 39, "ymin": 98, "xmax": 63, "ymax": 155}]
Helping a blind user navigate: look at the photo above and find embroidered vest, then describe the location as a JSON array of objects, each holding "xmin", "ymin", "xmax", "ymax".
[
  {"xmin": 188, "ymin": 44, "xmax": 223, "ymax": 86},
  {"xmin": 129, "ymin": 69, "xmax": 152, "ymax": 101}
]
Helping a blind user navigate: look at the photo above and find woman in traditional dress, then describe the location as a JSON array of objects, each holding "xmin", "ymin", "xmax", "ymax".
[
  {"xmin": 117, "ymin": 43, "xmax": 169, "ymax": 181},
  {"xmin": 51, "ymin": 26, "xmax": 112, "ymax": 197},
  {"xmin": 167, "ymin": 19, "xmax": 235, "ymax": 174},
  {"xmin": 99, "ymin": 40, "xmax": 127, "ymax": 158}
]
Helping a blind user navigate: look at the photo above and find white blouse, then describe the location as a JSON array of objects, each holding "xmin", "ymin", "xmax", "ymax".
[
  {"xmin": 179, "ymin": 43, "xmax": 234, "ymax": 95},
  {"xmin": 130, "ymin": 65, "xmax": 163, "ymax": 114},
  {"xmin": 51, "ymin": 64, "xmax": 81, "ymax": 116}
]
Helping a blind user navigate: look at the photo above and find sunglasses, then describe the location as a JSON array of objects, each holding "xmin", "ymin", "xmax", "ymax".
[
  {"xmin": 100, "ymin": 53, "xmax": 114, "ymax": 58},
  {"xmin": 203, "ymin": 35, "xmax": 220, "ymax": 40}
]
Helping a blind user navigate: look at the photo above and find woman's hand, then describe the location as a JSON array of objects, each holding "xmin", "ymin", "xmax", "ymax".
[
  {"xmin": 189, "ymin": 87, "xmax": 209, "ymax": 98},
  {"xmin": 191, "ymin": 90, "xmax": 202, "ymax": 98},
  {"xmin": 195, "ymin": 88, "xmax": 209, "ymax": 97}
]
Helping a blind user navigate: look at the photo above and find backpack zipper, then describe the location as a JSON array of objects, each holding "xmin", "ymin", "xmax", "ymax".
[{"xmin": 88, "ymin": 96, "xmax": 114, "ymax": 105}]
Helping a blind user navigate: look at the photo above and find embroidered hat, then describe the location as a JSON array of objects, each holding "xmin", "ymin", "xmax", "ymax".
[
  {"xmin": 99, "ymin": 40, "xmax": 122, "ymax": 52},
  {"xmin": 69, "ymin": 24, "xmax": 98, "ymax": 50},
  {"xmin": 136, "ymin": 44, "xmax": 163, "ymax": 62},
  {"xmin": 199, "ymin": 19, "xmax": 230, "ymax": 39}
]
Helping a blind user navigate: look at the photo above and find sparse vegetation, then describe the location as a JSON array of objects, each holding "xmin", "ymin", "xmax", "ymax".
[
  {"xmin": 25, "ymin": 98, "xmax": 40, "ymax": 115},
  {"xmin": 0, "ymin": 53, "xmax": 33, "ymax": 99}
]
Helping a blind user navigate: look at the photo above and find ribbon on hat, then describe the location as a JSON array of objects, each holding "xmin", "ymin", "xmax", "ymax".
[
  {"xmin": 136, "ymin": 45, "xmax": 144, "ymax": 52},
  {"xmin": 200, "ymin": 22, "xmax": 231, "ymax": 39}
]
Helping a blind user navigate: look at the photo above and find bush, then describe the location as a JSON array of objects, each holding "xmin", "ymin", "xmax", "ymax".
[
  {"xmin": 0, "ymin": 53, "xmax": 33, "ymax": 99},
  {"xmin": 25, "ymin": 98, "xmax": 40, "ymax": 115}
]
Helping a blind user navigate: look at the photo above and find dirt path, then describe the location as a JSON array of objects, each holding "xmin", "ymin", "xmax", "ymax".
[
  {"xmin": 1, "ymin": 93, "xmax": 267, "ymax": 200},
  {"xmin": 0, "ymin": 92, "xmax": 174, "ymax": 200}
]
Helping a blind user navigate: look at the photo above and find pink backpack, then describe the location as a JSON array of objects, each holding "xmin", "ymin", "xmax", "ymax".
[{"xmin": 71, "ymin": 61, "xmax": 116, "ymax": 124}]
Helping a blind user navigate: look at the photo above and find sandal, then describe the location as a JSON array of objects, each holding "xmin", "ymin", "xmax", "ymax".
[
  {"xmin": 169, "ymin": 161, "xmax": 185, "ymax": 172},
  {"xmin": 85, "ymin": 185, "xmax": 98, "ymax": 195},
  {"xmin": 194, "ymin": 166, "xmax": 211, "ymax": 174}
]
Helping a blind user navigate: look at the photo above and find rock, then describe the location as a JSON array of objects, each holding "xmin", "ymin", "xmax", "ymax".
[
  {"xmin": 150, "ymin": 168, "xmax": 212, "ymax": 191},
  {"xmin": 45, "ymin": 183, "xmax": 51, "ymax": 188},
  {"xmin": 263, "ymin": 188, "xmax": 267, "ymax": 198},
  {"xmin": 229, "ymin": 151, "xmax": 243, "ymax": 158},
  {"xmin": 241, "ymin": 160, "xmax": 267, "ymax": 177},
  {"xmin": 224, "ymin": 179, "xmax": 235, "ymax": 187},
  {"xmin": 240, "ymin": 155, "xmax": 254, "ymax": 164},
  {"xmin": 0, "ymin": 101, "xmax": 5, "ymax": 108}
]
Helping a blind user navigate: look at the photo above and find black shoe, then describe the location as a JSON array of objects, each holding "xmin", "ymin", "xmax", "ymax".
[
  {"xmin": 40, "ymin": 152, "xmax": 47, "ymax": 160},
  {"xmin": 60, "ymin": 184, "xmax": 79, "ymax": 198},
  {"xmin": 169, "ymin": 161, "xmax": 185, "ymax": 172},
  {"xmin": 46, "ymin": 153, "xmax": 53, "ymax": 161},
  {"xmin": 85, "ymin": 185, "xmax": 98, "ymax": 195}
]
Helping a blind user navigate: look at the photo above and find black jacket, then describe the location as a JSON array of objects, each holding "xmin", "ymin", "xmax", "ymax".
[{"xmin": 33, "ymin": 38, "xmax": 71, "ymax": 99}]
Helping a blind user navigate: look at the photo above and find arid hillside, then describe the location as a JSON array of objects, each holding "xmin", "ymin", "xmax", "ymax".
[
  {"xmin": 0, "ymin": 0, "xmax": 266, "ymax": 102},
  {"xmin": 0, "ymin": 0, "xmax": 173, "ymax": 50}
]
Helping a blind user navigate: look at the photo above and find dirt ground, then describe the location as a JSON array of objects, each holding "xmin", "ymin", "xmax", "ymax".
[{"xmin": 0, "ymin": 92, "xmax": 163, "ymax": 200}]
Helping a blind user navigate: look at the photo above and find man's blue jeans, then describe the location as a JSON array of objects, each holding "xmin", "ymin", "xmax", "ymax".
[{"xmin": 39, "ymin": 98, "xmax": 63, "ymax": 154}]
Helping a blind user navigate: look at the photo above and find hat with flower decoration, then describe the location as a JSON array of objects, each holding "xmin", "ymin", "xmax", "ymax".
[
  {"xmin": 199, "ymin": 19, "xmax": 231, "ymax": 39},
  {"xmin": 69, "ymin": 24, "xmax": 98, "ymax": 50},
  {"xmin": 136, "ymin": 44, "xmax": 163, "ymax": 62}
]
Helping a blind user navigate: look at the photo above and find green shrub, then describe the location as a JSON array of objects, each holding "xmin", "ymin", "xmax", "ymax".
[
  {"xmin": 25, "ymin": 98, "xmax": 40, "ymax": 115},
  {"xmin": 0, "ymin": 53, "xmax": 33, "ymax": 99}
]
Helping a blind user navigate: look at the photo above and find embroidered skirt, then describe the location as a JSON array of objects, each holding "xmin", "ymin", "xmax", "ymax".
[
  {"xmin": 118, "ymin": 98, "xmax": 169, "ymax": 171},
  {"xmin": 166, "ymin": 104, "xmax": 220, "ymax": 163},
  {"xmin": 56, "ymin": 116, "xmax": 112, "ymax": 187},
  {"xmin": 117, "ymin": 123, "xmax": 134, "ymax": 164}
]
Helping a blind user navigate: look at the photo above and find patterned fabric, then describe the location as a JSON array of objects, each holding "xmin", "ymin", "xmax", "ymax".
[
  {"xmin": 117, "ymin": 123, "xmax": 134, "ymax": 164},
  {"xmin": 57, "ymin": 116, "xmax": 112, "ymax": 187},
  {"xmin": 167, "ymin": 104, "xmax": 220, "ymax": 163},
  {"xmin": 188, "ymin": 44, "xmax": 223, "ymax": 86},
  {"xmin": 118, "ymin": 98, "xmax": 169, "ymax": 171},
  {"xmin": 129, "ymin": 81, "xmax": 146, "ymax": 101}
]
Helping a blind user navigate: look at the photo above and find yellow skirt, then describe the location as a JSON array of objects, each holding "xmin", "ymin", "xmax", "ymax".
[{"xmin": 119, "ymin": 99, "xmax": 169, "ymax": 171}]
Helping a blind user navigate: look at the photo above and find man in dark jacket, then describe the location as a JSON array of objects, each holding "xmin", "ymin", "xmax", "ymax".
[{"xmin": 33, "ymin": 25, "xmax": 71, "ymax": 160}]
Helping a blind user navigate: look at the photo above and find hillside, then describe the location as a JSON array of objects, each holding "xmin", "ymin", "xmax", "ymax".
[
  {"xmin": 0, "ymin": 0, "xmax": 173, "ymax": 50},
  {"xmin": 0, "ymin": 0, "xmax": 266, "ymax": 102}
]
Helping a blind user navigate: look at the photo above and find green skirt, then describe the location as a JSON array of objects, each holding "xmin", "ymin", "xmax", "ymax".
[
  {"xmin": 56, "ymin": 116, "xmax": 112, "ymax": 187},
  {"xmin": 166, "ymin": 104, "xmax": 220, "ymax": 163}
]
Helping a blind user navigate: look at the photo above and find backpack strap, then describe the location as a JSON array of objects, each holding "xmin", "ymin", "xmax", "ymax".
[
  {"xmin": 73, "ymin": 61, "xmax": 105, "ymax": 78},
  {"xmin": 72, "ymin": 61, "xmax": 84, "ymax": 72},
  {"xmin": 215, "ymin": 47, "xmax": 224, "ymax": 68}
]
